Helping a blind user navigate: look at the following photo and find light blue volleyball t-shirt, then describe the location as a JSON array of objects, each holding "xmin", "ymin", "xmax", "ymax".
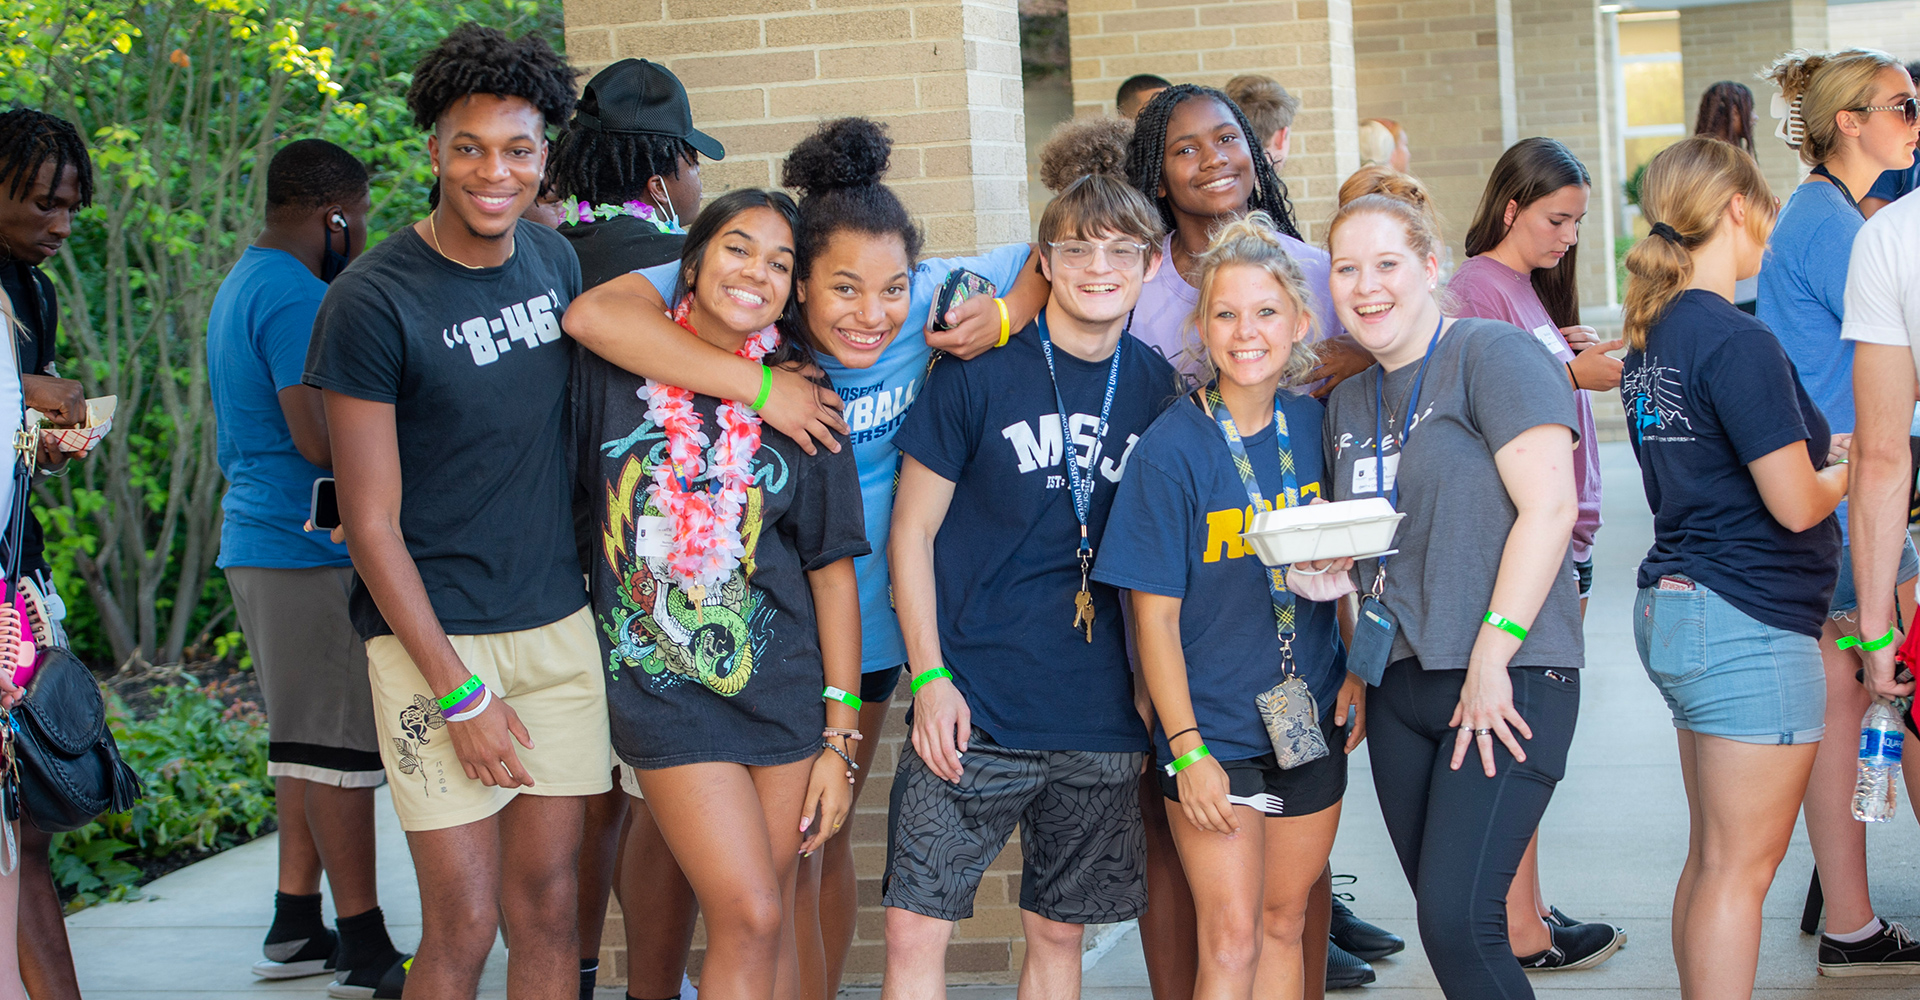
[{"xmin": 641, "ymin": 241, "xmax": 1033, "ymax": 672}]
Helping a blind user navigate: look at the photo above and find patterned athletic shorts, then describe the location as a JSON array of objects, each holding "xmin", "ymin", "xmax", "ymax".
[{"xmin": 882, "ymin": 728, "xmax": 1146, "ymax": 924}]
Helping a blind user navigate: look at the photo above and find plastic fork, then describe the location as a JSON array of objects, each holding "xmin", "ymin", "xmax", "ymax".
[{"xmin": 1229, "ymin": 793, "xmax": 1284, "ymax": 815}]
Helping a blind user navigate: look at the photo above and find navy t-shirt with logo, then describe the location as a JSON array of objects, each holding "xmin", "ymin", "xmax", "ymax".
[
  {"xmin": 1093, "ymin": 389, "xmax": 1346, "ymax": 766},
  {"xmin": 892, "ymin": 318, "xmax": 1179, "ymax": 752},
  {"xmin": 1622, "ymin": 289, "xmax": 1840, "ymax": 637},
  {"xmin": 305, "ymin": 221, "xmax": 587, "ymax": 640}
]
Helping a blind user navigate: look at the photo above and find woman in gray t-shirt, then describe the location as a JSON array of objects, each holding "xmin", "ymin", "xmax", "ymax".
[{"xmin": 1322, "ymin": 184, "xmax": 1583, "ymax": 999}]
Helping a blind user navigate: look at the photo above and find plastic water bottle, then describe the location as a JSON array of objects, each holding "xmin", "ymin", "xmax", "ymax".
[{"xmin": 1851, "ymin": 700, "xmax": 1905, "ymax": 823}]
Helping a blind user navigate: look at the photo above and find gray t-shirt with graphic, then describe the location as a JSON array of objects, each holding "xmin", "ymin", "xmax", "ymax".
[{"xmin": 1323, "ymin": 318, "xmax": 1584, "ymax": 670}]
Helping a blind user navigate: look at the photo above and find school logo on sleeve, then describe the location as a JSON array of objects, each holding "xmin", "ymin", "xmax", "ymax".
[{"xmin": 441, "ymin": 290, "xmax": 564, "ymax": 366}]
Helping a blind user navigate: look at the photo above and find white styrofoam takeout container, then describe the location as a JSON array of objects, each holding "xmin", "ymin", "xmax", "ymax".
[{"xmin": 1240, "ymin": 496, "xmax": 1404, "ymax": 567}]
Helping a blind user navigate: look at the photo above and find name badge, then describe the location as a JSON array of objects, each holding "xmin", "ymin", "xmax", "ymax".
[
  {"xmin": 1351, "ymin": 452, "xmax": 1399, "ymax": 495},
  {"xmin": 1530, "ymin": 323, "xmax": 1567, "ymax": 359},
  {"xmin": 633, "ymin": 515, "xmax": 673, "ymax": 557}
]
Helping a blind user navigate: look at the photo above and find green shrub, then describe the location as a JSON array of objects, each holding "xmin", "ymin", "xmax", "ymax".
[{"xmin": 51, "ymin": 680, "xmax": 272, "ymax": 908}]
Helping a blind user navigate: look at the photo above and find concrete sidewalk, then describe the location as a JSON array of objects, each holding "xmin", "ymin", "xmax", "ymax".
[{"xmin": 70, "ymin": 441, "xmax": 1920, "ymax": 998}]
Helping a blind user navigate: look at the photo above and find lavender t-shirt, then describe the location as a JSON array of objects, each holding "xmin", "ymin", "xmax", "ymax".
[
  {"xmin": 1447, "ymin": 255, "xmax": 1602, "ymax": 561},
  {"xmin": 1131, "ymin": 232, "xmax": 1343, "ymax": 377}
]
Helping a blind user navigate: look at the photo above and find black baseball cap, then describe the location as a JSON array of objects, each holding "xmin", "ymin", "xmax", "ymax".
[{"xmin": 572, "ymin": 59, "xmax": 725, "ymax": 161}]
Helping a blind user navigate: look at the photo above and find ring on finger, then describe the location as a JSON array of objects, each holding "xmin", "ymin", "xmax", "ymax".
[{"xmin": 1474, "ymin": 728, "xmax": 1493, "ymax": 736}]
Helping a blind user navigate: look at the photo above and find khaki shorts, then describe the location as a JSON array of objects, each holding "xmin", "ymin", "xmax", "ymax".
[{"xmin": 367, "ymin": 605, "xmax": 613, "ymax": 832}]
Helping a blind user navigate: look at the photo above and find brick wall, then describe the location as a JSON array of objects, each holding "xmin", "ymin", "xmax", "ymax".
[
  {"xmin": 1828, "ymin": 0, "xmax": 1920, "ymax": 61},
  {"xmin": 1353, "ymin": 0, "xmax": 1508, "ymax": 272},
  {"xmin": 561, "ymin": 0, "xmax": 1030, "ymax": 258},
  {"xmin": 1065, "ymin": 0, "xmax": 1361, "ymax": 242},
  {"xmin": 1512, "ymin": 0, "xmax": 1613, "ymax": 310},
  {"xmin": 1680, "ymin": 0, "xmax": 1827, "ymax": 202}
]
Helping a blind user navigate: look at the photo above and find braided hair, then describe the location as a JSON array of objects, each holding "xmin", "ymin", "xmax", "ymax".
[
  {"xmin": 405, "ymin": 25, "xmax": 578, "ymax": 132},
  {"xmin": 0, "ymin": 108, "xmax": 93, "ymax": 207},
  {"xmin": 1125, "ymin": 84, "xmax": 1299, "ymax": 240},
  {"xmin": 546, "ymin": 128, "xmax": 695, "ymax": 205}
]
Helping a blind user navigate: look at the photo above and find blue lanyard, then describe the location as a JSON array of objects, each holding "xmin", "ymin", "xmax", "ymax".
[
  {"xmin": 1204, "ymin": 384, "xmax": 1302, "ymax": 662},
  {"xmin": 1370, "ymin": 318, "xmax": 1443, "ymax": 579},
  {"xmin": 1037, "ymin": 310, "xmax": 1124, "ymax": 570}
]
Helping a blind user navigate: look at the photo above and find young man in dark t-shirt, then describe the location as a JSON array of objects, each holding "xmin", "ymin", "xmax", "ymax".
[
  {"xmin": 302, "ymin": 26, "xmax": 607, "ymax": 999},
  {"xmin": 883, "ymin": 173, "xmax": 1175, "ymax": 998}
]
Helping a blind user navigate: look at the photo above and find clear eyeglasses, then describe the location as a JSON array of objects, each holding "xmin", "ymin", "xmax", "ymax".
[{"xmin": 1047, "ymin": 240, "xmax": 1149, "ymax": 270}]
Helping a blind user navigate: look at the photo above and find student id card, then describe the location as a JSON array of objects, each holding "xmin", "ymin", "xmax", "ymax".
[{"xmin": 1351, "ymin": 452, "xmax": 1399, "ymax": 496}]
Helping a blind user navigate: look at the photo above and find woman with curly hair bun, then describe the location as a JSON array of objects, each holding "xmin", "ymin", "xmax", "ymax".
[{"xmin": 1760, "ymin": 46, "xmax": 1920, "ymax": 978}]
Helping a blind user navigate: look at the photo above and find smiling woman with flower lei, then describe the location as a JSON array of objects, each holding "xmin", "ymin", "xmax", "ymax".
[{"xmin": 570, "ymin": 188, "xmax": 869, "ymax": 1000}]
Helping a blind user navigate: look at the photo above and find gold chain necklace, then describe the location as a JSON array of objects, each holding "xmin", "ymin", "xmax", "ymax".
[{"xmin": 427, "ymin": 211, "xmax": 513, "ymax": 270}]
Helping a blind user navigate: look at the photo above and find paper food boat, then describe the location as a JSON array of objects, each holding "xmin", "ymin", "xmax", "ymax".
[
  {"xmin": 39, "ymin": 396, "xmax": 116, "ymax": 453},
  {"xmin": 1240, "ymin": 497, "xmax": 1405, "ymax": 567}
]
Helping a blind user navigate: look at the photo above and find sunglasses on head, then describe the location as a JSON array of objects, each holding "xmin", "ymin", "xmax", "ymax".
[{"xmin": 1851, "ymin": 96, "xmax": 1920, "ymax": 127}]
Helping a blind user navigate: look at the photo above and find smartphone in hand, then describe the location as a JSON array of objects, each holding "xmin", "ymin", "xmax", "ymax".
[{"xmin": 310, "ymin": 477, "xmax": 340, "ymax": 531}]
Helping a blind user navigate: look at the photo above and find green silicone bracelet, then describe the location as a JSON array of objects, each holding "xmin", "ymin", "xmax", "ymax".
[
  {"xmin": 1838, "ymin": 629, "xmax": 1898, "ymax": 652},
  {"xmin": 437, "ymin": 675, "xmax": 483, "ymax": 712},
  {"xmin": 823, "ymin": 685, "xmax": 864, "ymax": 710},
  {"xmin": 1164, "ymin": 744, "xmax": 1212, "ymax": 776},
  {"xmin": 910, "ymin": 667, "xmax": 954, "ymax": 695},
  {"xmin": 752, "ymin": 365, "xmax": 774, "ymax": 411},
  {"xmin": 1483, "ymin": 611, "xmax": 1529, "ymax": 641}
]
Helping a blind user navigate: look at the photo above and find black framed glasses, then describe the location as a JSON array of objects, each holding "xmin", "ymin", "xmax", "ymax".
[{"xmin": 1850, "ymin": 97, "xmax": 1920, "ymax": 126}]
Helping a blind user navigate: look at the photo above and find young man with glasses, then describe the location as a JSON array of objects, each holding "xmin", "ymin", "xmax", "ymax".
[{"xmin": 881, "ymin": 173, "xmax": 1174, "ymax": 1000}]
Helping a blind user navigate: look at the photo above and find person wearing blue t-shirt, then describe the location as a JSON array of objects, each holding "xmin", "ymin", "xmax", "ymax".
[
  {"xmin": 207, "ymin": 139, "xmax": 408, "ymax": 994},
  {"xmin": 563, "ymin": 117, "xmax": 1050, "ymax": 1000},
  {"xmin": 1095, "ymin": 214, "xmax": 1359, "ymax": 1000},
  {"xmin": 882, "ymin": 172, "xmax": 1176, "ymax": 997},
  {"xmin": 1759, "ymin": 48, "xmax": 1920, "ymax": 974}
]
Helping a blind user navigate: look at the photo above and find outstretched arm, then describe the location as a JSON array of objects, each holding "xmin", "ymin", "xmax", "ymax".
[{"xmin": 890, "ymin": 456, "xmax": 968, "ymax": 782}]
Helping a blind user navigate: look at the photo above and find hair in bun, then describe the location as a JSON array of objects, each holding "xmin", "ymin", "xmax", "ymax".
[
  {"xmin": 781, "ymin": 117, "xmax": 922, "ymax": 281},
  {"xmin": 1039, "ymin": 116, "xmax": 1134, "ymax": 193}
]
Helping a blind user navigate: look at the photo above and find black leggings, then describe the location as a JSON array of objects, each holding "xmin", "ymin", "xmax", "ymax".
[{"xmin": 1367, "ymin": 658, "xmax": 1580, "ymax": 1000}]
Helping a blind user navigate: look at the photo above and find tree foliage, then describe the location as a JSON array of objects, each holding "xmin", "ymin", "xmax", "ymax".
[{"xmin": 1, "ymin": 0, "xmax": 562, "ymax": 667}]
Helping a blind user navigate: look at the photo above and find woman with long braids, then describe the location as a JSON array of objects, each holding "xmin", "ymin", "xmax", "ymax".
[
  {"xmin": 1760, "ymin": 48, "xmax": 1920, "ymax": 978},
  {"xmin": 1693, "ymin": 82, "xmax": 1764, "ymax": 311},
  {"xmin": 1451, "ymin": 137, "xmax": 1624, "ymax": 974},
  {"xmin": 1621, "ymin": 135, "xmax": 1844, "ymax": 998}
]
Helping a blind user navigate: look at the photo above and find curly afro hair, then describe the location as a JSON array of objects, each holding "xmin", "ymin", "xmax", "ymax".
[
  {"xmin": 781, "ymin": 117, "xmax": 921, "ymax": 282},
  {"xmin": 405, "ymin": 24, "xmax": 579, "ymax": 132},
  {"xmin": 1039, "ymin": 116, "xmax": 1133, "ymax": 193}
]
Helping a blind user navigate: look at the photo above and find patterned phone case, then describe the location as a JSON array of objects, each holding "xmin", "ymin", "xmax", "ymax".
[
  {"xmin": 930, "ymin": 268, "xmax": 996, "ymax": 332},
  {"xmin": 1256, "ymin": 675, "xmax": 1329, "ymax": 770}
]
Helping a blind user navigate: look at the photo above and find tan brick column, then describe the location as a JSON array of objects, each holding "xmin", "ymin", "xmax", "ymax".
[
  {"xmin": 1513, "ymin": 0, "xmax": 1616, "ymax": 309},
  {"xmin": 559, "ymin": 1, "xmax": 1034, "ymax": 987},
  {"xmin": 1066, "ymin": 0, "xmax": 1361, "ymax": 242},
  {"xmin": 562, "ymin": 0, "xmax": 1030, "ymax": 258},
  {"xmin": 1680, "ymin": 0, "xmax": 1828, "ymax": 202}
]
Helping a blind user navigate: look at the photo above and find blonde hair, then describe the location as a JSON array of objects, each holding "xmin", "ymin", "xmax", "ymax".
[
  {"xmin": 1357, "ymin": 119, "xmax": 1404, "ymax": 167},
  {"xmin": 1185, "ymin": 211, "xmax": 1321, "ymax": 386},
  {"xmin": 1622, "ymin": 136, "xmax": 1776, "ymax": 351},
  {"xmin": 1767, "ymin": 48, "xmax": 1904, "ymax": 165},
  {"xmin": 1224, "ymin": 75, "xmax": 1300, "ymax": 148}
]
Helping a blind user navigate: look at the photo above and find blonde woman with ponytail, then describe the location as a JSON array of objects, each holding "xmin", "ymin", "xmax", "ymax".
[
  {"xmin": 1095, "ymin": 213, "xmax": 1359, "ymax": 1000},
  {"xmin": 1761, "ymin": 49, "xmax": 1920, "ymax": 975},
  {"xmin": 1621, "ymin": 136, "xmax": 1848, "ymax": 997}
]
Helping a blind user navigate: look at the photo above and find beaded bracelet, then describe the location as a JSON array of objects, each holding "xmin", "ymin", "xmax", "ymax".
[
  {"xmin": 910, "ymin": 667, "xmax": 954, "ymax": 695},
  {"xmin": 436, "ymin": 675, "xmax": 483, "ymax": 712}
]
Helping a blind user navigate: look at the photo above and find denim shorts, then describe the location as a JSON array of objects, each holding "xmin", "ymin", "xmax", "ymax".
[
  {"xmin": 1633, "ymin": 578, "xmax": 1826, "ymax": 745},
  {"xmin": 1829, "ymin": 534, "xmax": 1920, "ymax": 616}
]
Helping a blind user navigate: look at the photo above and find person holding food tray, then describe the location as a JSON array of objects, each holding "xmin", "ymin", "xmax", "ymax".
[
  {"xmin": 1319, "ymin": 179, "xmax": 1582, "ymax": 1000},
  {"xmin": 1094, "ymin": 213, "xmax": 1361, "ymax": 1000}
]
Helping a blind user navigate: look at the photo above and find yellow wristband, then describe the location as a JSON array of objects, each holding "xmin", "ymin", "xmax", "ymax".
[{"xmin": 994, "ymin": 298, "xmax": 1011, "ymax": 348}]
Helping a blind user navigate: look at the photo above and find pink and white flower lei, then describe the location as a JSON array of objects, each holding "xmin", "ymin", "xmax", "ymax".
[{"xmin": 642, "ymin": 297, "xmax": 782, "ymax": 593}]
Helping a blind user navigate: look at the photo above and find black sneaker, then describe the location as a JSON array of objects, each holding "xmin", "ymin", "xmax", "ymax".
[
  {"xmin": 1330, "ymin": 895, "xmax": 1405, "ymax": 961},
  {"xmin": 1547, "ymin": 905, "xmax": 1627, "ymax": 943},
  {"xmin": 1819, "ymin": 920, "xmax": 1920, "ymax": 977},
  {"xmin": 252, "ymin": 927, "xmax": 337, "ymax": 980},
  {"xmin": 1326, "ymin": 939, "xmax": 1377, "ymax": 990},
  {"xmin": 1519, "ymin": 920, "xmax": 1624, "ymax": 972},
  {"xmin": 329, "ymin": 954, "xmax": 411, "ymax": 999}
]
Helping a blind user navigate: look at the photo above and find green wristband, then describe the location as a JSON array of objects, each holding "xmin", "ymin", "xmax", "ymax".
[
  {"xmin": 1483, "ymin": 611, "xmax": 1529, "ymax": 641},
  {"xmin": 1164, "ymin": 743, "xmax": 1212, "ymax": 776},
  {"xmin": 752, "ymin": 365, "xmax": 774, "ymax": 411},
  {"xmin": 1838, "ymin": 629, "xmax": 1898, "ymax": 652},
  {"xmin": 910, "ymin": 667, "xmax": 954, "ymax": 695},
  {"xmin": 436, "ymin": 675, "xmax": 483, "ymax": 712},
  {"xmin": 823, "ymin": 685, "xmax": 864, "ymax": 710}
]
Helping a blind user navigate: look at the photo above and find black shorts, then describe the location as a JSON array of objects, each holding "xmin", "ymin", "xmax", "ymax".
[
  {"xmin": 883, "ymin": 728, "xmax": 1147, "ymax": 924},
  {"xmin": 1158, "ymin": 709, "xmax": 1349, "ymax": 817},
  {"xmin": 861, "ymin": 664, "xmax": 903, "ymax": 704}
]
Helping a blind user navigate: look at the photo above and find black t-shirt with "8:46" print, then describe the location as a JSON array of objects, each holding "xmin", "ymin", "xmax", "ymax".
[{"xmin": 305, "ymin": 220, "xmax": 586, "ymax": 640}]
